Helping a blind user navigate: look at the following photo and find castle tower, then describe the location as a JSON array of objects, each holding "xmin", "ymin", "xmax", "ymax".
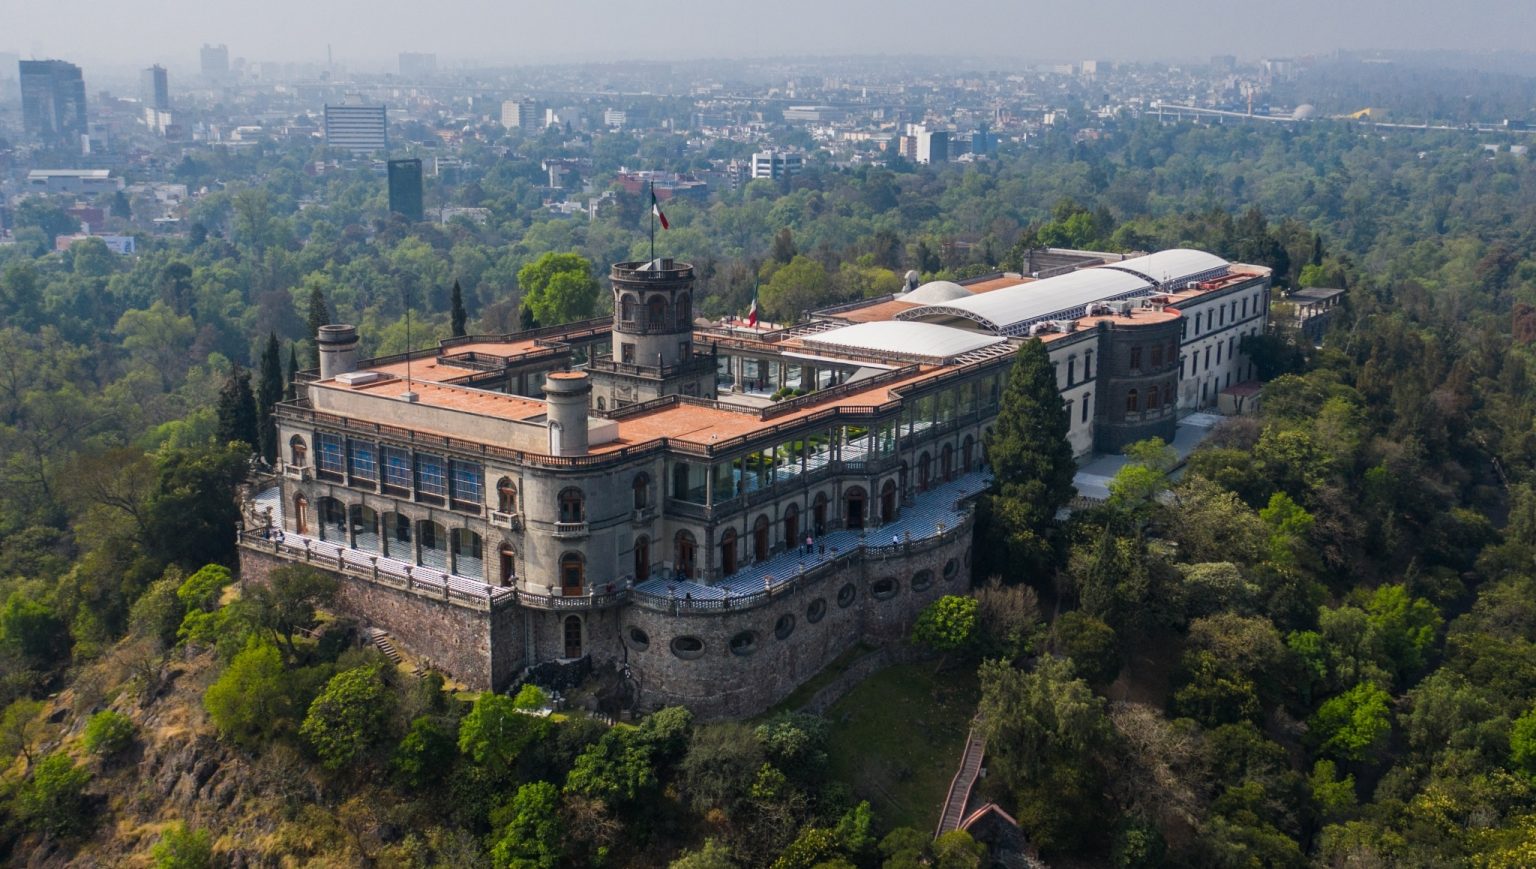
[
  {"xmin": 543, "ymin": 371, "xmax": 592, "ymax": 456},
  {"xmin": 588, "ymin": 259, "xmax": 716, "ymax": 411},
  {"xmin": 317, "ymin": 324, "xmax": 359, "ymax": 380}
]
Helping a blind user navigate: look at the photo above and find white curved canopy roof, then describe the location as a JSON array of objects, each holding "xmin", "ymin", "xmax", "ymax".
[
  {"xmin": 798, "ymin": 320, "xmax": 1004, "ymax": 362},
  {"xmin": 897, "ymin": 268, "xmax": 1151, "ymax": 336},
  {"xmin": 1099, "ymin": 249, "xmax": 1228, "ymax": 287},
  {"xmin": 901, "ymin": 280, "xmax": 971, "ymax": 304}
]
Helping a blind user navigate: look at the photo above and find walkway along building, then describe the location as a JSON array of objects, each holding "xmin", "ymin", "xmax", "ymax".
[{"xmin": 238, "ymin": 249, "xmax": 1270, "ymax": 718}]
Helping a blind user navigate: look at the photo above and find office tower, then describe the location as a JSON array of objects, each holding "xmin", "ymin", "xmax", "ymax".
[
  {"xmin": 140, "ymin": 65, "xmax": 169, "ymax": 110},
  {"xmin": 500, "ymin": 98, "xmax": 541, "ymax": 131},
  {"xmin": 388, "ymin": 158, "xmax": 424, "ymax": 222},
  {"xmin": 324, "ymin": 99, "xmax": 388, "ymax": 154},
  {"xmin": 751, "ymin": 149, "xmax": 804, "ymax": 179},
  {"xmin": 201, "ymin": 44, "xmax": 229, "ymax": 80},
  {"xmin": 398, "ymin": 52, "xmax": 436, "ymax": 78},
  {"xmin": 19, "ymin": 59, "xmax": 87, "ymax": 145},
  {"xmin": 916, "ymin": 130, "xmax": 950, "ymax": 164}
]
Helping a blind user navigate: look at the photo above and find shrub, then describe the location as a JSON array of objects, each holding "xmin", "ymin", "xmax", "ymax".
[
  {"xmin": 151, "ymin": 821, "xmax": 213, "ymax": 869},
  {"xmin": 83, "ymin": 710, "xmax": 136, "ymax": 756},
  {"xmin": 15, "ymin": 752, "xmax": 93, "ymax": 837}
]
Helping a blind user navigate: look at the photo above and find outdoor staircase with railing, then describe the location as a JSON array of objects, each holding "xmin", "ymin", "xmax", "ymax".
[{"xmin": 936, "ymin": 720, "xmax": 987, "ymax": 837}]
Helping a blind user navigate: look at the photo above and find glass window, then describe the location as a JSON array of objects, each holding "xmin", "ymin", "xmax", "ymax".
[
  {"xmin": 1130, "ymin": 347, "xmax": 1142, "ymax": 371},
  {"xmin": 450, "ymin": 460, "xmax": 482, "ymax": 504},
  {"xmin": 559, "ymin": 489, "xmax": 584, "ymax": 523},
  {"xmin": 348, "ymin": 440, "xmax": 376, "ymax": 482},
  {"xmin": 1083, "ymin": 351, "xmax": 1093, "ymax": 380},
  {"xmin": 1082, "ymin": 394, "xmax": 1091, "ymax": 423},
  {"xmin": 382, "ymin": 446, "xmax": 411, "ymax": 491},
  {"xmin": 416, "ymin": 454, "xmax": 447, "ymax": 499},
  {"xmin": 316, "ymin": 433, "xmax": 345, "ymax": 477}
]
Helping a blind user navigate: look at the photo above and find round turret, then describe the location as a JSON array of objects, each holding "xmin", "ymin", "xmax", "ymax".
[
  {"xmin": 317, "ymin": 324, "xmax": 359, "ymax": 380},
  {"xmin": 543, "ymin": 371, "xmax": 592, "ymax": 456}
]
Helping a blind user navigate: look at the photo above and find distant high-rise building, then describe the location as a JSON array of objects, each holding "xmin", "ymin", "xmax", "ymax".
[
  {"xmin": 751, "ymin": 149, "xmax": 803, "ymax": 180},
  {"xmin": 0, "ymin": 53, "xmax": 18, "ymax": 100},
  {"xmin": 398, "ymin": 52, "xmax": 436, "ymax": 78},
  {"xmin": 140, "ymin": 65, "xmax": 169, "ymax": 111},
  {"xmin": 501, "ymin": 98, "xmax": 542, "ymax": 131},
  {"xmin": 201, "ymin": 44, "xmax": 230, "ymax": 80},
  {"xmin": 603, "ymin": 108, "xmax": 627, "ymax": 128},
  {"xmin": 19, "ymin": 59, "xmax": 87, "ymax": 145},
  {"xmin": 324, "ymin": 99, "xmax": 388, "ymax": 154},
  {"xmin": 387, "ymin": 158, "xmax": 424, "ymax": 222},
  {"xmin": 916, "ymin": 130, "xmax": 949, "ymax": 164}
]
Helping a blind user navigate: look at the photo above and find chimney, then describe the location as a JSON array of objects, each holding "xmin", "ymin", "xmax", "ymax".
[
  {"xmin": 542, "ymin": 371, "xmax": 592, "ymax": 456},
  {"xmin": 317, "ymin": 324, "xmax": 359, "ymax": 380}
]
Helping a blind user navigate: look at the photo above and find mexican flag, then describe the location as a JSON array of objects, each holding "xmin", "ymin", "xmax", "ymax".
[
  {"xmin": 746, "ymin": 281, "xmax": 759, "ymax": 327},
  {"xmin": 651, "ymin": 190, "xmax": 670, "ymax": 230}
]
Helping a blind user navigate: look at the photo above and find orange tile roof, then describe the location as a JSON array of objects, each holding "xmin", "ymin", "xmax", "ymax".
[
  {"xmin": 834, "ymin": 299, "xmax": 920, "ymax": 323},
  {"xmin": 340, "ymin": 377, "xmax": 549, "ymax": 420}
]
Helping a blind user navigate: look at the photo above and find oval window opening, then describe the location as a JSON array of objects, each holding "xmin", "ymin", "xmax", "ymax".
[
  {"xmin": 729, "ymin": 631, "xmax": 758, "ymax": 656},
  {"xmin": 944, "ymin": 558, "xmax": 959, "ymax": 580},
  {"xmin": 807, "ymin": 598, "xmax": 827, "ymax": 623},
  {"xmin": 872, "ymin": 577, "xmax": 899, "ymax": 600},
  {"xmin": 911, "ymin": 570, "xmax": 933, "ymax": 592},
  {"xmin": 670, "ymin": 635, "xmax": 706, "ymax": 660},
  {"xmin": 628, "ymin": 627, "xmax": 650, "ymax": 650},
  {"xmin": 775, "ymin": 614, "xmax": 795, "ymax": 640},
  {"xmin": 837, "ymin": 583, "xmax": 857, "ymax": 608}
]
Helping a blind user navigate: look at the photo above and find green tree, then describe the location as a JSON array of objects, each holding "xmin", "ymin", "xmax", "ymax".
[
  {"xmin": 565, "ymin": 727, "xmax": 657, "ymax": 805},
  {"xmin": 240, "ymin": 565, "xmax": 339, "ymax": 659},
  {"xmin": 1364, "ymin": 584, "xmax": 1441, "ymax": 686},
  {"xmin": 142, "ymin": 441, "xmax": 248, "ymax": 570},
  {"xmin": 0, "ymin": 698, "xmax": 47, "ymax": 766},
  {"xmin": 458, "ymin": 691, "xmax": 547, "ymax": 775},
  {"xmin": 511, "ymin": 683, "xmax": 547, "ymax": 710},
  {"xmin": 518, "ymin": 252, "xmax": 600, "ymax": 326},
  {"xmin": 305, "ymin": 283, "xmax": 330, "ymax": 366},
  {"xmin": 450, "ymin": 279, "xmax": 469, "ymax": 338},
  {"xmin": 285, "ymin": 343, "xmax": 300, "ymax": 401},
  {"xmin": 681, "ymin": 722, "xmax": 766, "ymax": 815},
  {"xmin": 203, "ymin": 638, "xmax": 291, "ymax": 746},
  {"xmin": 176, "ymin": 564, "xmax": 232, "ymax": 613},
  {"xmin": 984, "ymin": 339, "xmax": 1076, "ymax": 569},
  {"xmin": 300, "ymin": 665, "xmax": 394, "ymax": 770},
  {"xmin": 15, "ymin": 752, "xmax": 93, "ymax": 837},
  {"xmin": 670, "ymin": 839, "xmax": 736, "ymax": 869},
  {"xmin": 489, "ymin": 781, "xmax": 563, "ymax": 869},
  {"xmin": 1509, "ymin": 706, "xmax": 1536, "ymax": 780},
  {"xmin": 83, "ymin": 709, "xmax": 136, "ymax": 755},
  {"xmin": 931, "ymin": 830, "xmax": 988, "ymax": 869},
  {"xmin": 215, "ymin": 364, "xmax": 258, "ymax": 449},
  {"xmin": 759, "ymin": 255, "xmax": 831, "ymax": 321},
  {"xmin": 912, "ymin": 595, "xmax": 980, "ymax": 661},
  {"xmin": 0, "ymin": 592, "xmax": 70, "ymax": 666},
  {"xmin": 1311, "ymin": 682, "xmax": 1392, "ymax": 762},
  {"xmin": 1050, "ymin": 611, "xmax": 1121, "ymax": 686},
  {"xmin": 150, "ymin": 822, "xmax": 213, "ymax": 869},
  {"xmin": 255, "ymin": 332, "xmax": 284, "ymax": 463},
  {"xmin": 13, "ymin": 197, "xmax": 80, "ymax": 245},
  {"xmin": 392, "ymin": 715, "xmax": 456, "ymax": 791}
]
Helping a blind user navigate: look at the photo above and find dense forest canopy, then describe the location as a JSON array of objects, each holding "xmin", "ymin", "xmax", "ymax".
[{"xmin": 6, "ymin": 113, "xmax": 1536, "ymax": 865}]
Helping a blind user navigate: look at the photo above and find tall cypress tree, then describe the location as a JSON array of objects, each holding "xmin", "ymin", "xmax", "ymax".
[
  {"xmin": 983, "ymin": 338, "xmax": 1076, "ymax": 569},
  {"xmin": 216, "ymin": 364, "xmax": 259, "ymax": 451},
  {"xmin": 305, "ymin": 285, "xmax": 330, "ymax": 367},
  {"xmin": 450, "ymin": 279, "xmax": 468, "ymax": 338},
  {"xmin": 255, "ymin": 332, "xmax": 284, "ymax": 464},
  {"xmin": 285, "ymin": 344, "xmax": 300, "ymax": 401}
]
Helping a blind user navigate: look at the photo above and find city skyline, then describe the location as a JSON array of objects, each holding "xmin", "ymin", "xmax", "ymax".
[{"xmin": 8, "ymin": 0, "xmax": 1536, "ymax": 69}]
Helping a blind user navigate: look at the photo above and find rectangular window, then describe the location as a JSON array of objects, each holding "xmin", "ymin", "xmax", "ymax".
[
  {"xmin": 316, "ymin": 433, "xmax": 345, "ymax": 478},
  {"xmin": 1204, "ymin": 347, "xmax": 1211, "ymax": 371},
  {"xmin": 1242, "ymin": 297, "xmax": 1248, "ymax": 318},
  {"xmin": 348, "ymin": 440, "xmax": 377, "ymax": 482},
  {"xmin": 1083, "ymin": 351, "xmax": 1093, "ymax": 380},
  {"xmin": 1130, "ymin": 347, "xmax": 1142, "ymax": 371},
  {"xmin": 1216, "ymin": 344, "xmax": 1222, "ymax": 364},
  {"xmin": 621, "ymin": 343, "xmax": 635, "ymax": 363},
  {"xmin": 1195, "ymin": 313, "xmax": 1202, "ymax": 334},
  {"xmin": 1082, "ymin": 394, "xmax": 1091, "ymax": 423},
  {"xmin": 1067, "ymin": 357, "xmax": 1076, "ymax": 386},
  {"xmin": 382, "ymin": 446, "xmax": 411, "ymax": 492},
  {"xmin": 450, "ymin": 460, "xmax": 482, "ymax": 506},
  {"xmin": 416, "ymin": 453, "xmax": 447, "ymax": 500}
]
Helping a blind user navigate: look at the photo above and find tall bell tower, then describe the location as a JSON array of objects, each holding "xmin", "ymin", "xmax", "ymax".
[{"xmin": 587, "ymin": 258, "xmax": 716, "ymax": 411}]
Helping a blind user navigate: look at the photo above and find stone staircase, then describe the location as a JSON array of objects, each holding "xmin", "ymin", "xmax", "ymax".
[
  {"xmin": 936, "ymin": 721, "xmax": 987, "ymax": 837},
  {"xmin": 367, "ymin": 628, "xmax": 406, "ymax": 668}
]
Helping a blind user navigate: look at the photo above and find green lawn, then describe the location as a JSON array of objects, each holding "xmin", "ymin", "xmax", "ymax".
[{"xmin": 823, "ymin": 660, "xmax": 979, "ymax": 832}]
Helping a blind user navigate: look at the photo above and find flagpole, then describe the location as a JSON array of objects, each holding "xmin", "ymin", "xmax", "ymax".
[{"xmin": 649, "ymin": 179, "xmax": 656, "ymax": 264}]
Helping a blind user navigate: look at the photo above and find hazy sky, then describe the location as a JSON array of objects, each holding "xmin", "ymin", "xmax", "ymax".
[{"xmin": 8, "ymin": 0, "xmax": 1536, "ymax": 71}]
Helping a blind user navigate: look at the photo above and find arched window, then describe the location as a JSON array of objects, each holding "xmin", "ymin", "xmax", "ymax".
[
  {"xmin": 813, "ymin": 492, "xmax": 829, "ymax": 534},
  {"xmin": 289, "ymin": 435, "xmax": 307, "ymax": 467},
  {"xmin": 632, "ymin": 473, "xmax": 650, "ymax": 510},
  {"xmin": 1151, "ymin": 345, "xmax": 1163, "ymax": 368},
  {"xmin": 918, "ymin": 452, "xmax": 932, "ymax": 491},
  {"xmin": 620, "ymin": 293, "xmax": 637, "ymax": 323},
  {"xmin": 782, "ymin": 503, "xmax": 800, "ymax": 549},
  {"xmin": 318, "ymin": 497, "xmax": 346, "ymax": 542},
  {"xmin": 646, "ymin": 295, "xmax": 667, "ymax": 329},
  {"xmin": 753, "ymin": 515, "xmax": 770, "ymax": 562},
  {"xmin": 881, "ymin": 479, "xmax": 898, "ymax": 523},
  {"xmin": 675, "ymin": 293, "xmax": 692, "ymax": 329},
  {"xmin": 452, "ymin": 528, "xmax": 483, "ymax": 579},
  {"xmin": 498, "ymin": 543, "xmax": 516, "ymax": 586},
  {"xmin": 1126, "ymin": 389, "xmax": 1139, "ymax": 415},
  {"xmin": 293, "ymin": 494, "xmax": 309, "ymax": 536},
  {"xmin": 559, "ymin": 553, "xmax": 584, "ymax": 595},
  {"xmin": 963, "ymin": 435, "xmax": 975, "ymax": 472},
  {"xmin": 941, "ymin": 444, "xmax": 954, "ymax": 481},
  {"xmin": 558, "ymin": 488, "xmax": 584, "ymax": 524},
  {"xmin": 349, "ymin": 505, "xmax": 379, "ymax": 553},
  {"xmin": 1146, "ymin": 387, "xmax": 1160, "ymax": 411},
  {"xmin": 418, "ymin": 520, "xmax": 448, "ymax": 571},
  {"xmin": 496, "ymin": 477, "xmax": 517, "ymax": 513},
  {"xmin": 844, "ymin": 486, "xmax": 867, "ymax": 530},
  {"xmin": 383, "ymin": 512, "xmax": 411, "ymax": 560},
  {"xmin": 1130, "ymin": 346, "xmax": 1143, "ymax": 371},
  {"xmin": 720, "ymin": 528, "xmax": 738, "ymax": 576},
  {"xmin": 634, "ymin": 536, "xmax": 650, "ymax": 581},
  {"xmin": 675, "ymin": 530, "xmax": 697, "ymax": 578}
]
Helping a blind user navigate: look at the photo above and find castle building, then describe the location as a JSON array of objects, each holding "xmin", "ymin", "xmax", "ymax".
[{"xmin": 240, "ymin": 249, "xmax": 1269, "ymax": 718}]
